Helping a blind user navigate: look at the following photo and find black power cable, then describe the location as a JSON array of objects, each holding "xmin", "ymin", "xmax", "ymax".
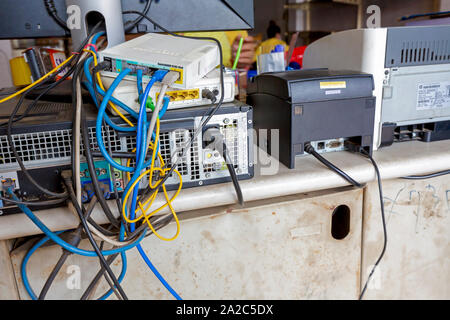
[
  {"xmin": 80, "ymin": 216, "xmax": 171, "ymax": 300},
  {"xmin": 43, "ymin": 0, "xmax": 155, "ymax": 34},
  {"xmin": 38, "ymin": 197, "xmax": 98, "ymax": 300},
  {"xmin": 124, "ymin": 0, "xmax": 153, "ymax": 33},
  {"xmin": 6, "ymin": 77, "xmax": 75, "ymax": 199},
  {"xmin": 97, "ymin": 240, "xmax": 123, "ymax": 300},
  {"xmin": 62, "ymin": 175, "xmax": 128, "ymax": 300},
  {"xmin": 203, "ymin": 126, "xmax": 244, "ymax": 206},
  {"xmin": 80, "ymin": 252, "xmax": 120, "ymax": 300},
  {"xmin": 341, "ymin": 141, "xmax": 388, "ymax": 300},
  {"xmin": 305, "ymin": 141, "xmax": 388, "ymax": 299},
  {"xmin": 80, "ymin": 105, "xmax": 121, "ymax": 229},
  {"xmin": 358, "ymin": 149, "xmax": 387, "ymax": 300},
  {"xmin": 44, "ymin": 0, "xmax": 70, "ymax": 32},
  {"xmin": 401, "ymin": 170, "xmax": 450, "ymax": 180},
  {"xmin": 223, "ymin": 142, "xmax": 244, "ymax": 206},
  {"xmin": 304, "ymin": 143, "xmax": 365, "ymax": 189}
]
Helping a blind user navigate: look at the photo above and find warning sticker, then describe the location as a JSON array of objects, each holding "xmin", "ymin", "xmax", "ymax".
[
  {"xmin": 417, "ymin": 82, "xmax": 450, "ymax": 110},
  {"xmin": 320, "ymin": 81, "xmax": 346, "ymax": 89}
]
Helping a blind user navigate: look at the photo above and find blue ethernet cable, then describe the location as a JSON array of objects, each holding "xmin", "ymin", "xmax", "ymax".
[
  {"xmin": 7, "ymin": 188, "xmax": 145, "ymax": 257},
  {"xmin": 21, "ymin": 231, "xmax": 65, "ymax": 300},
  {"xmin": 82, "ymin": 80, "xmax": 136, "ymax": 133},
  {"xmin": 91, "ymin": 32, "xmax": 105, "ymax": 47},
  {"xmin": 128, "ymin": 71, "xmax": 162, "ymax": 219},
  {"xmin": 21, "ymin": 227, "xmax": 128, "ymax": 300},
  {"xmin": 137, "ymin": 69, "xmax": 144, "ymax": 101},
  {"xmin": 125, "ymin": 69, "xmax": 169, "ymax": 213},
  {"xmin": 135, "ymin": 245, "xmax": 182, "ymax": 300},
  {"xmin": 124, "ymin": 71, "xmax": 182, "ymax": 300},
  {"xmin": 95, "ymin": 69, "xmax": 138, "ymax": 173},
  {"xmin": 14, "ymin": 186, "xmax": 131, "ymax": 298},
  {"xmin": 94, "ymin": 69, "xmax": 166, "ymax": 173},
  {"xmin": 84, "ymin": 57, "xmax": 139, "ymax": 120}
]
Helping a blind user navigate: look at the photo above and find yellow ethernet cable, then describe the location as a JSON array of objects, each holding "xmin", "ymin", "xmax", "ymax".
[
  {"xmin": 122, "ymin": 119, "xmax": 182, "ymax": 241},
  {"xmin": 0, "ymin": 55, "xmax": 74, "ymax": 104}
]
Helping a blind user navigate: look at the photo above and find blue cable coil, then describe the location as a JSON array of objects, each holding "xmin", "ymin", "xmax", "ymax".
[{"xmin": 21, "ymin": 230, "xmax": 128, "ymax": 300}]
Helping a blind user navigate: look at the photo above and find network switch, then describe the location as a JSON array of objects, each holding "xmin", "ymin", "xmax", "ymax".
[{"xmin": 99, "ymin": 33, "xmax": 220, "ymax": 89}]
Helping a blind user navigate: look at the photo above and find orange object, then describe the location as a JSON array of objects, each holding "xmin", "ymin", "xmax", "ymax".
[{"xmin": 40, "ymin": 48, "xmax": 71, "ymax": 81}]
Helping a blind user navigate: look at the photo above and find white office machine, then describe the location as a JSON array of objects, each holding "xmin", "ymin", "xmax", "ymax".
[
  {"xmin": 99, "ymin": 33, "xmax": 221, "ymax": 89},
  {"xmin": 303, "ymin": 26, "xmax": 450, "ymax": 149}
]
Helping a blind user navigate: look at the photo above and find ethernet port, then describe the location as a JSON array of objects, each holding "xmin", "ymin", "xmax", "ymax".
[
  {"xmin": 317, "ymin": 142, "xmax": 325, "ymax": 151},
  {"xmin": 179, "ymin": 91, "xmax": 187, "ymax": 99}
]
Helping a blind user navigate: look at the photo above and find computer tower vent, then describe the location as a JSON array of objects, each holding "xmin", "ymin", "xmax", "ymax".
[
  {"xmin": 0, "ymin": 126, "xmax": 124, "ymax": 168},
  {"xmin": 125, "ymin": 121, "xmax": 241, "ymax": 184}
]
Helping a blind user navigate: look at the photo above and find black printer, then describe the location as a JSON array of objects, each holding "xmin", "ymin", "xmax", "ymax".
[{"xmin": 247, "ymin": 69, "xmax": 376, "ymax": 169}]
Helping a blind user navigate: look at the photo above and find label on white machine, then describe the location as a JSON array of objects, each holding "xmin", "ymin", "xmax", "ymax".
[{"xmin": 417, "ymin": 82, "xmax": 450, "ymax": 110}]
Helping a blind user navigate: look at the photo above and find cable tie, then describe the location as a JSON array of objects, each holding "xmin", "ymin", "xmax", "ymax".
[{"xmin": 84, "ymin": 44, "xmax": 98, "ymax": 52}]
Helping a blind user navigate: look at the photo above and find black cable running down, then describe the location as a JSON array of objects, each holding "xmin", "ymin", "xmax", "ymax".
[
  {"xmin": 38, "ymin": 197, "xmax": 96, "ymax": 300},
  {"xmin": 38, "ymin": 245, "xmax": 72, "ymax": 299},
  {"xmin": 80, "ymin": 107, "xmax": 121, "ymax": 228},
  {"xmin": 104, "ymin": 117, "xmax": 128, "ymax": 233},
  {"xmin": 90, "ymin": 151, "xmax": 140, "ymax": 159},
  {"xmin": 38, "ymin": 211, "xmax": 88, "ymax": 299},
  {"xmin": 401, "ymin": 170, "xmax": 450, "ymax": 180},
  {"xmin": 6, "ymin": 70, "xmax": 77, "ymax": 199},
  {"xmin": 44, "ymin": 0, "xmax": 70, "ymax": 33},
  {"xmin": 80, "ymin": 252, "xmax": 120, "ymax": 300},
  {"xmin": 304, "ymin": 143, "xmax": 365, "ymax": 189},
  {"xmin": 223, "ymin": 142, "xmax": 244, "ymax": 206},
  {"xmin": 124, "ymin": 0, "xmax": 153, "ymax": 33},
  {"xmin": 358, "ymin": 149, "xmax": 387, "ymax": 300},
  {"xmin": 81, "ymin": 217, "xmax": 171, "ymax": 300},
  {"xmin": 97, "ymin": 241, "xmax": 123, "ymax": 300},
  {"xmin": 62, "ymin": 175, "xmax": 128, "ymax": 300}
]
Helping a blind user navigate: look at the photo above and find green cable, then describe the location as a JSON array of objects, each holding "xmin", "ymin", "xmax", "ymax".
[{"xmin": 232, "ymin": 37, "xmax": 245, "ymax": 70}]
